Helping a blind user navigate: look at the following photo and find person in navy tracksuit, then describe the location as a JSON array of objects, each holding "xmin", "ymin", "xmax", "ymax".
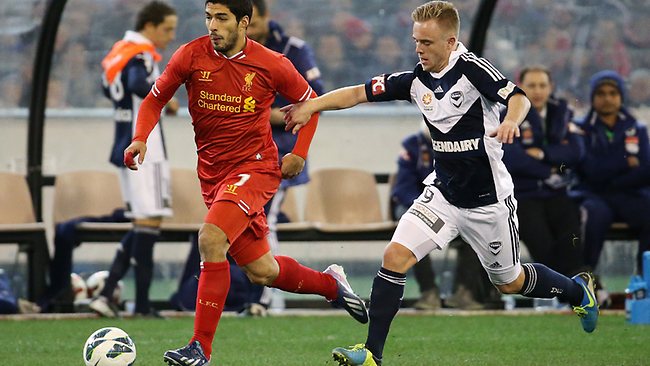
[
  {"xmin": 246, "ymin": 0, "xmax": 325, "ymax": 314},
  {"xmin": 575, "ymin": 70, "xmax": 650, "ymax": 275},
  {"xmin": 93, "ymin": 2, "xmax": 178, "ymax": 318},
  {"xmin": 502, "ymin": 66, "xmax": 587, "ymax": 277}
]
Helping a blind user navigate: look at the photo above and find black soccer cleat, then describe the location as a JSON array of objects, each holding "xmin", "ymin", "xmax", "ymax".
[{"xmin": 163, "ymin": 340, "xmax": 210, "ymax": 366}]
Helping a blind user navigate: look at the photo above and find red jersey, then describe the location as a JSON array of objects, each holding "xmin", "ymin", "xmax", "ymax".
[{"xmin": 133, "ymin": 36, "xmax": 318, "ymax": 184}]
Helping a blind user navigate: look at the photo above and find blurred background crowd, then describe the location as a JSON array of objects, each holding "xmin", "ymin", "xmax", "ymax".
[{"xmin": 1, "ymin": 0, "xmax": 650, "ymax": 113}]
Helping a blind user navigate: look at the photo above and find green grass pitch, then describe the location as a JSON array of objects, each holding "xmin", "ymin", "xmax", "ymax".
[{"xmin": 3, "ymin": 313, "xmax": 649, "ymax": 365}]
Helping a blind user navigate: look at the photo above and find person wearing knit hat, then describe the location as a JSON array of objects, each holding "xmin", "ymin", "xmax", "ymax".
[
  {"xmin": 589, "ymin": 69, "xmax": 626, "ymax": 103},
  {"xmin": 575, "ymin": 69, "xmax": 650, "ymax": 278}
]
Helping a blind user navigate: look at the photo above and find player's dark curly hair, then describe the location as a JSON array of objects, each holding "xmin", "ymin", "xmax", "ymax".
[
  {"xmin": 135, "ymin": 1, "xmax": 176, "ymax": 31},
  {"xmin": 205, "ymin": 0, "xmax": 253, "ymax": 23}
]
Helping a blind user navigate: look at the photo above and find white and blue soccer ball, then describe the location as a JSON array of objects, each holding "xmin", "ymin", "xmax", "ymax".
[{"xmin": 83, "ymin": 327, "xmax": 136, "ymax": 366}]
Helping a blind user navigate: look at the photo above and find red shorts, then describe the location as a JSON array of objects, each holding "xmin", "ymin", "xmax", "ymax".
[{"xmin": 202, "ymin": 164, "xmax": 281, "ymax": 265}]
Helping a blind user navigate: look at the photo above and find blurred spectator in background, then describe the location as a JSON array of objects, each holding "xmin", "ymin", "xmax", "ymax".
[
  {"xmin": 89, "ymin": 1, "xmax": 178, "ymax": 318},
  {"xmin": 240, "ymin": 0, "xmax": 325, "ymax": 316},
  {"xmin": 589, "ymin": 20, "xmax": 631, "ymax": 79},
  {"xmin": 575, "ymin": 70, "xmax": 650, "ymax": 276},
  {"xmin": 628, "ymin": 68, "xmax": 650, "ymax": 109},
  {"xmin": 373, "ymin": 35, "xmax": 409, "ymax": 72},
  {"xmin": 502, "ymin": 65, "xmax": 586, "ymax": 278},
  {"xmin": 341, "ymin": 17, "xmax": 376, "ymax": 76},
  {"xmin": 0, "ymin": 75, "xmax": 22, "ymax": 108},
  {"xmin": 315, "ymin": 34, "xmax": 353, "ymax": 91}
]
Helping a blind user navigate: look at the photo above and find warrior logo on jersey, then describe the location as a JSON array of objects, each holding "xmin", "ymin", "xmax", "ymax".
[
  {"xmin": 371, "ymin": 75, "xmax": 386, "ymax": 95},
  {"xmin": 224, "ymin": 184, "xmax": 238, "ymax": 195},
  {"xmin": 450, "ymin": 91, "xmax": 464, "ymax": 108},
  {"xmin": 199, "ymin": 71, "xmax": 212, "ymax": 81},
  {"xmin": 422, "ymin": 93, "xmax": 433, "ymax": 105},
  {"xmin": 242, "ymin": 72, "xmax": 256, "ymax": 92}
]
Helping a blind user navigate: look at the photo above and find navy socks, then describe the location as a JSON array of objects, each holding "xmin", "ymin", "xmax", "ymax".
[
  {"xmin": 519, "ymin": 263, "xmax": 583, "ymax": 306},
  {"xmin": 366, "ymin": 267, "xmax": 406, "ymax": 360}
]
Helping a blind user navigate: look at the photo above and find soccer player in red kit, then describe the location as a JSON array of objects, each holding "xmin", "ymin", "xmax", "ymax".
[{"xmin": 123, "ymin": 1, "xmax": 368, "ymax": 365}]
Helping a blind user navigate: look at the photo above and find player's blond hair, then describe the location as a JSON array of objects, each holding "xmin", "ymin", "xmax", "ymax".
[{"xmin": 411, "ymin": 1, "xmax": 460, "ymax": 38}]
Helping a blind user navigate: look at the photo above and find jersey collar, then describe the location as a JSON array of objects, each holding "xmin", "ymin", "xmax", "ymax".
[
  {"xmin": 429, "ymin": 41, "xmax": 468, "ymax": 78},
  {"xmin": 212, "ymin": 37, "xmax": 252, "ymax": 60},
  {"xmin": 123, "ymin": 30, "xmax": 154, "ymax": 45}
]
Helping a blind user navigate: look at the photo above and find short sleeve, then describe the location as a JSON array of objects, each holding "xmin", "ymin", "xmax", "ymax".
[
  {"xmin": 459, "ymin": 53, "xmax": 524, "ymax": 104},
  {"xmin": 364, "ymin": 71, "xmax": 415, "ymax": 103},
  {"xmin": 274, "ymin": 55, "xmax": 314, "ymax": 103}
]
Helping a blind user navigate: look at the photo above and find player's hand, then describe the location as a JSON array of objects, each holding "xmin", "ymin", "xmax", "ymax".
[
  {"xmin": 280, "ymin": 153, "xmax": 305, "ymax": 179},
  {"xmin": 281, "ymin": 102, "xmax": 312, "ymax": 135},
  {"xmin": 123, "ymin": 141, "xmax": 147, "ymax": 170},
  {"xmin": 489, "ymin": 120, "xmax": 520, "ymax": 144}
]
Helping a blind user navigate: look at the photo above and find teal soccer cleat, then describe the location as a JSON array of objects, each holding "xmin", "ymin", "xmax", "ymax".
[
  {"xmin": 572, "ymin": 272, "xmax": 599, "ymax": 333},
  {"xmin": 332, "ymin": 344, "xmax": 381, "ymax": 366}
]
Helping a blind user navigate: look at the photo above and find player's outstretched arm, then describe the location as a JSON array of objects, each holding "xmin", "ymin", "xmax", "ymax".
[
  {"xmin": 123, "ymin": 141, "xmax": 147, "ymax": 170},
  {"xmin": 282, "ymin": 84, "xmax": 368, "ymax": 134},
  {"xmin": 490, "ymin": 93, "xmax": 531, "ymax": 144}
]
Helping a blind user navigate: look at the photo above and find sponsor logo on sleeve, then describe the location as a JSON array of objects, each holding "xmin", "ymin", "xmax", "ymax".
[
  {"xmin": 497, "ymin": 81, "xmax": 516, "ymax": 100},
  {"xmin": 371, "ymin": 75, "xmax": 386, "ymax": 95}
]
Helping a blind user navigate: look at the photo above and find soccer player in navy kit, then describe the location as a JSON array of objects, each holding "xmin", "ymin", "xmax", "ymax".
[
  {"xmin": 284, "ymin": 2, "xmax": 599, "ymax": 365},
  {"xmin": 90, "ymin": 1, "xmax": 178, "ymax": 318}
]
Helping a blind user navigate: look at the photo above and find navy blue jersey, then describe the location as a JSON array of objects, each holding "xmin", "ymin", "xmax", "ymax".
[
  {"xmin": 502, "ymin": 96, "xmax": 584, "ymax": 199},
  {"xmin": 265, "ymin": 21, "xmax": 324, "ymax": 187},
  {"xmin": 102, "ymin": 31, "xmax": 166, "ymax": 167},
  {"xmin": 365, "ymin": 43, "xmax": 524, "ymax": 208},
  {"xmin": 575, "ymin": 107, "xmax": 650, "ymax": 194}
]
